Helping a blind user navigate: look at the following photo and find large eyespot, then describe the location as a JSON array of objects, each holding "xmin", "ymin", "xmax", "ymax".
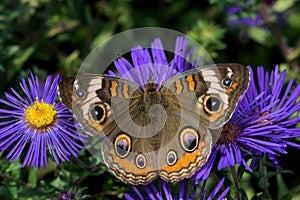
[
  {"xmin": 75, "ymin": 87, "xmax": 86, "ymax": 99},
  {"xmin": 204, "ymin": 95, "xmax": 222, "ymax": 113},
  {"xmin": 179, "ymin": 127, "xmax": 199, "ymax": 152},
  {"xmin": 166, "ymin": 150, "xmax": 178, "ymax": 166},
  {"xmin": 222, "ymin": 78, "xmax": 232, "ymax": 87},
  {"xmin": 135, "ymin": 153, "xmax": 147, "ymax": 169},
  {"xmin": 90, "ymin": 104, "xmax": 106, "ymax": 122},
  {"xmin": 114, "ymin": 133, "xmax": 131, "ymax": 158}
]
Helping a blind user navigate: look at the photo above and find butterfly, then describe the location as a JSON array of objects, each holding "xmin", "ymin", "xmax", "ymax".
[{"xmin": 58, "ymin": 63, "xmax": 250, "ymax": 185}]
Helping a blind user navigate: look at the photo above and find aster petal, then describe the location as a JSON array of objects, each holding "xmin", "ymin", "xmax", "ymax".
[
  {"xmin": 162, "ymin": 180, "xmax": 172, "ymax": 200},
  {"xmin": 151, "ymin": 38, "xmax": 168, "ymax": 65},
  {"xmin": 170, "ymin": 37, "xmax": 188, "ymax": 72},
  {"xmin": 276, "ymin": 79, "xmax": 294, "ymax": 110},
  {"xmin": 150, "ymin": 182, "xmax": 163, "ymax": 200},
  {"xmin": 1, "ymin": 92, "xmax": 25, "ymax": 109},
  {"xmin": 20, "ymin": 78, "xmax": 33, "ymax": 103},
  {"xmin": 207, "ymin": 178, "xmax": 229, "ymax": 200},
  {"xmin": 216, "ymin": 186, "xmax": 230, "ymax": 200},
  {"xmin": 270, "ymin": 68, "xmax": 286, "ymax": 104},
  {"xmin": 284, "ymin": 141, "xmax": 300, "ymax": 149},
  {"xmin": 131, "ymin": 46, "xmax": 152, "ymax": 84},
  {"xmin": 132, "ymin": 186, "xmax": 144, "ymax": 200},
  {"xmin": 188, "ymin": 47, "xmax": 201, "ymax": 70},
  {"xmin": 113, "ymin": 58, "xmax": 140, "ymax": 85},
  {"xmin": 178, "ymin": 179, "xmax": 188, "ymax": 200},
  {"xmin": 150, "ymin": 38, "xmax": 177, "ymax": 84},
  {"xmin": 193, "ymin": 147, "xmax": 217, "ymax": 183},
  {"xmin": 0, "ymin": 123, "xmax": 27, "ymax": 148},
  {"xmin": 279, "ymin": 116, "xmax": 300, "ymax": 127},
  {"xmin": 123, "ymin": 194, "xmax": 135, "ymax": 200},
  {"xmin": 238, "ymin": 138, "xmax": 283, "ymax": 154},
  {"xmin": 6, "ymin": 131, "xmax": 31, "ymax": 161}
]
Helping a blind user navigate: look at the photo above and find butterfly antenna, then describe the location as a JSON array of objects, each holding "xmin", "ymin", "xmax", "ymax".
[
  {"xmin": 168, "ymin": 47, "xmax": 185, "ymax": 67},
  {"xmin": 148, "ymin": 72, "xmax": 153, "ymax": 83}
]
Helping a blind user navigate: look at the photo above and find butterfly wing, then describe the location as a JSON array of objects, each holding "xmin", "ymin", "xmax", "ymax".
[
  {"xmin": 156, "ymin": 63, "xmax": 250, "ymax": 181},
  {"xmin": 58, "ymin": 75, "xmax": 160, "ymax": 185}
]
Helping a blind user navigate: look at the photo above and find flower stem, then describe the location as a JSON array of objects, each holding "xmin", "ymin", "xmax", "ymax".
[
  {"xmin": 260, "ymin": 154, "xmax": 271, "ymax": 198},
  {"xmin": 230, "ymin": 165, "xmax": 241, "ymax": 200}
]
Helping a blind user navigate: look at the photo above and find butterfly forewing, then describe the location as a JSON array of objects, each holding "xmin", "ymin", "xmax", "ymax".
[{"xmin": 160, "ymin": 63, "xmax": 250, "ymax": 129}]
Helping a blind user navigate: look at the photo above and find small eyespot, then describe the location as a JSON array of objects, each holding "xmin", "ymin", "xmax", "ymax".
[
  {"xmin": 227, "ymin": 71, "xmax": 234, "ymax": 78},
  {"xmin": 75, "ymin": 88, "xmax": 86, "ymax": 99},
  {"xmin": 222, "ymin": 78, "xmax": 232, "ymax": 87},
  {"xmin": 114, "ymin": 133, "xmax": 131, "ymax": 158},
  {"xmin": 205, "ymin": 96, "xmax": 221, "ymax": 113},
  {"xmin": 166, "ymin": 150, "xmax": 177, "ymax": 166},
  {"xmin": 90, "ymin": 104, "xmax": 106, "ymax": 122},
  {"xmin": 179, "ymin": 127, "xmax": 199, "ymax": 152},
  {"xmin": 136, "ymin": 153, "xmax": 146, "ymax": 169}
]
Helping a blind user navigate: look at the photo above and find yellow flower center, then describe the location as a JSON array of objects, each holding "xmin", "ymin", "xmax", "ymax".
[{"xmin": 24, "ymin": 99, "xmax": 57, "ymax": 129}]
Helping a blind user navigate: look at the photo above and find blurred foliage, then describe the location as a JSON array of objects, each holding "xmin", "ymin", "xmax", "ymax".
[{"xmin": 0, "ymin": 0, "xmax": 299, "ymax": 199}]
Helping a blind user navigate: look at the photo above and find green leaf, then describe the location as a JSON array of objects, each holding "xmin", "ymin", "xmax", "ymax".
[
  {"xmin": 273, "ymin": 0, "xmax": 296, "ymax": 12},
  {"xmin": 247, "ymin": 27, "xmax": 273, "ymax": 46},
  {"xmin": 187, "ymin": 19, "xmax": 226, "ymax": 59},
  {"xmin": 8, "ymin": 186, "xmax": 18, "ymax": 199},
  {"xmin": 277, "ymin": 173, "xmax": 289, "ymax": 199},
  {"xmin": 287, "ymin": 11, "xmax": 300, "ymax": 28},
  {"xmin": 287, "ymin": 45, "xmax": 300, "ymax": 61},
  {"xmin": 250, "ymin": 192, "xmax": 264, "ymax": 200},
  {"xmin": 0, "ymin": 186, "xmax": 11, "ymax": 198},
  {"xmin": 13, "ymin": 46, "xmax": 35, "ymax": 67},
  {"xmin": 50, "ymin": 177, "xmax": 66, "ymax": 189},
  {"xmin": 47, "ymin": 19, "xmax": 79, "ymax": 37},
  {"xmin": 5, "ymin": 162, "xmax": 22, "ymax": 173},
  {"xmin": 28, "ymin": 168, "xmax": 38, "ymax": 187}
]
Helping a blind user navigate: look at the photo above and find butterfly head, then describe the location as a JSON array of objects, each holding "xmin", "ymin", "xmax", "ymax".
[
  {"xmin": 141, "ymin": 73, "xmax": 158, "ymax": 92},
  {"xmin": 145, "ymin": 81, "xmax": 159, "ymax": 94}
]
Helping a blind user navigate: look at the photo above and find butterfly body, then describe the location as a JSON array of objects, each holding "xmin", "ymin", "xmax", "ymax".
[{"xmin": 58, "ymin": 63, "xmax": 250, "ymax": 185}]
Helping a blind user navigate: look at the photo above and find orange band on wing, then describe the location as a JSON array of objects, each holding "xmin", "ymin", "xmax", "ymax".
[
  {"xmin": 175, "ymin": 80, "xmax": 183, "ymax": 94},
  {"xmin": 231, "ymin": 82, "xmax": 238, "ymax": 89},
  {"xmin": 161, "ymin": 140, "xmax": 205, "ymax": 173},
  {"xmin": 110, "ymin": 81, "xmax": 118, "ymax": 97},
  {"xmin": 186, "ymin": 75, "xmax": 195, "ymax": 91},
  {"xmin": 122, "ymin": 83, "xmax": 130, "ymax": 98}
]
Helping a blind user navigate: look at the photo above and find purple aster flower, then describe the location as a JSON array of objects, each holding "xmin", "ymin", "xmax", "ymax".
[
  {"xmin": 194, "ymin": 65, "xmax": 300, "ymax": 183},
  {"xmin": 108, "ymin": 36, "xmax": 201, "ymax": 88},
  {"xmin": 0, "ymin": 73, "xmax": 87, "ymax": 168},
  {"xmin": 225, "ymin": 1, "xmax": 263, "ymax": 28},
  {"xmin": 53, "ymin": 188, "xmax": 85, "ymax": 200},
  {"xmin": 124, "ymin": 178, "xmax": 230, "ymax": 200}
]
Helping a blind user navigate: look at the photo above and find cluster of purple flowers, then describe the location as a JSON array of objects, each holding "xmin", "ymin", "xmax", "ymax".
[{"xmin": 225, "ymin": 0, "xmax": 286, "ymax": 29}]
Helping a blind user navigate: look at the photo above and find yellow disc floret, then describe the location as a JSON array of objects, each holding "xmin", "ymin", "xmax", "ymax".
[{"xmin": 24, "ymin": 99, "xmax": 57, "ymax": 129}]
